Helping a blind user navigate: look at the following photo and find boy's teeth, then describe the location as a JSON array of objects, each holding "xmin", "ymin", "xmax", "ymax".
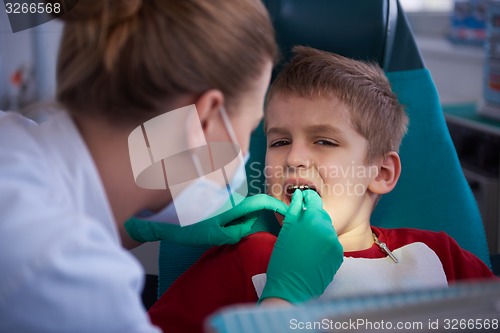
[
  {"xmin": 292, "ymin": 185, "xmax": 309, "ymax": 190},
  {"xmin": 287, "ymin": 185, "xmax": 320, "ymax": 197}
]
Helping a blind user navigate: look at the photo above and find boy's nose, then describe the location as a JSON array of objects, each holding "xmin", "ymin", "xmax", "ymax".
[{"xmin": 286, "ymin": 143, "xmax": 312, "ymax": 169}]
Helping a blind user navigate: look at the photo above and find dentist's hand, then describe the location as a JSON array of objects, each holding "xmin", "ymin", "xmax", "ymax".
[
  {"xmin": 260, "ymin": 189, "xmax": 343, "ymax": 303},
  {"xmin": 124, "ymin": 194, "xmax": 288, "ymax": 246}
]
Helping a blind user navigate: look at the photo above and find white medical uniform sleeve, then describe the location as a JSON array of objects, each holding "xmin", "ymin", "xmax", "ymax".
[{"xmin": 0, "ymin": 132, "xmax": 161, "ymax": 332}]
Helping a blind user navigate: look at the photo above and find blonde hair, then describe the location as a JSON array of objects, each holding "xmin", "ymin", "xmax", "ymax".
[
  {"xmin": 266, "ymin": 46, "xmax": 408, "ymax": 162},
  {"xmin": 55, "ymin": 0, "xmax": 277, "ymax": 124}
]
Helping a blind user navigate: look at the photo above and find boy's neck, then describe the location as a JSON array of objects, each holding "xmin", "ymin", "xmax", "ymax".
[{"xmin": 337, "ymin": 223, "xmax": 374, "ymax": 252}]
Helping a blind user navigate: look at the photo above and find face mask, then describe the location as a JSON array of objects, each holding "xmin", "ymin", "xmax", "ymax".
[{"xmin": 136, "ymin": 106, "xmax": 249, "ymax": 226}]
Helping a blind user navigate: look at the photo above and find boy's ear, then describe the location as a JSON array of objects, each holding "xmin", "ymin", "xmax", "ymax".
[{"xmin": 368, "ymin": 151, "xmax": 402, "ymax": 195}]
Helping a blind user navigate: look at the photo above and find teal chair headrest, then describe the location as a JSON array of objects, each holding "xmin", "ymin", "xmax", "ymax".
[{"xmin": 263, "ymin": 0, "xmax": 424, "ymax": 72}]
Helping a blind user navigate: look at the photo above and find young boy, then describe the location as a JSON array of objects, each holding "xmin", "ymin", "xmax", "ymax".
[{"xmin": 148, "ymin": 46, "xmax": 495, "ymax": 332}]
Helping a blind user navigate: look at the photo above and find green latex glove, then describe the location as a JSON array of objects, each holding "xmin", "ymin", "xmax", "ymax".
[
  {"xmin": 260, "ymin": 189, "xmax": 343, "ymax": 303},
  {"xmin": 124, "ymin": 194, "xmax": 288, "ymax": 246}
]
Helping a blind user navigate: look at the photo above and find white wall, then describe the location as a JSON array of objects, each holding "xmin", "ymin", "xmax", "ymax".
[
  {"xmin": 416, "ymin": 35, "xmax": 485, "ymax": 105},
  {"xmin": 0, "ymin": 8, "xmax": 62, "ymax": 110},
  {"xmin": 408, "ymin": 12, "xmax": 485, "ymax": 105},
  {"xmin": 0, "ymin": 9, "xmax": 33, "ymax": 109}
]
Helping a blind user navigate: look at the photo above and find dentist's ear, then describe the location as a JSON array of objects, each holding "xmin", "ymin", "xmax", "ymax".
[
  {"xmin": 368, "ymin": 151, "xmax": 402, "ymax": 195},
  {"xmin": 195, "ymin": 89, "xmax": 225, "ymax": 135}
]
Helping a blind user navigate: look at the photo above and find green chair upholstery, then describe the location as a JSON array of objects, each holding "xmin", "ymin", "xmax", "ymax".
[{"xmin": 157, "ymin": 0, "xmax": 490, "ymax": 297}]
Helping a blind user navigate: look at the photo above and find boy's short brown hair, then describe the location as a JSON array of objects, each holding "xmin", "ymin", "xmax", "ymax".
[{"xmin": 266, "ymin": 46, "xmax": 408, "ymax": 162}]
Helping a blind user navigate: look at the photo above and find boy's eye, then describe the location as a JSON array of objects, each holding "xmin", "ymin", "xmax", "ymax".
[
  {"xmin": 316, "ymin": 139, "xmax": 339, "ymax": 146},
  {"xmin": 269, "ymin": 140, "xmax": 290, "ymax": 148}
]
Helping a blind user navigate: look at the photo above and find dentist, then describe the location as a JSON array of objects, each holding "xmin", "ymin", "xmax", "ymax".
[{"xmin": 0, "ymin": 0, "xmax": 341, "ymax": 332}]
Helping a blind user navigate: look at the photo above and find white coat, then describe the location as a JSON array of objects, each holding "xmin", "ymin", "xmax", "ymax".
[{"xmin": 0, "ymin": 109, "xmax": 161, "ymax": 333}]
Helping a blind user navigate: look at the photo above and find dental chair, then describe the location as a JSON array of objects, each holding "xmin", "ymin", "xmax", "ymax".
[{"xmin": 155, "ymin": 0, "xmax": 492, "ymax": 299}]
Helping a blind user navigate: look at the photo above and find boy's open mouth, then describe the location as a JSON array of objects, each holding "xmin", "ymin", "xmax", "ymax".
[{"xmin": 283, "ymin": 181, "xmax": 321, "ymax": 205}]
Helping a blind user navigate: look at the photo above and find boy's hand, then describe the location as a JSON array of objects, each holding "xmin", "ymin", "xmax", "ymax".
[
  {"xmin": 124, "ymin": 194, "xmax": 288, "ymax": 246},
  {"xmin": 260, "ymin": 189, "xmax": 343, "ymax": 303}
]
